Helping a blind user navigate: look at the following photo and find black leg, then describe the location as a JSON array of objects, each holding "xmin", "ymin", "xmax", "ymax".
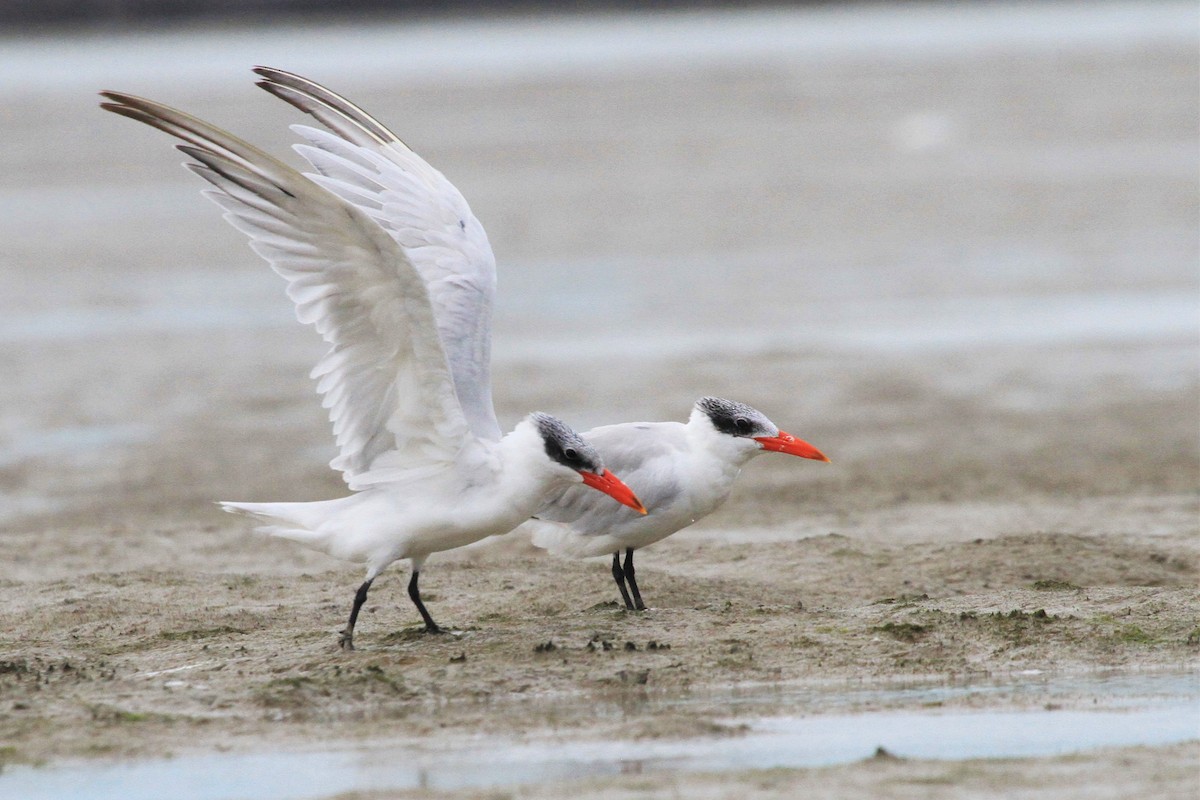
[
  {"xmin": 339, "ymin": 577, "xmax": 374, "ymax": 651},
  {"xmin": 408, "ymin": 569, "xmax": 442, "ymax": 633},
  {"xmin": 612, "ymin": 551, "xmax": 635, "ymax": 610},
  {"xmin": 623, "ymin": 548, "xmax": 646, "ymax": 611}
]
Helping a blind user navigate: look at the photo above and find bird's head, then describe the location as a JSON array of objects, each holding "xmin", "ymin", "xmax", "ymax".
[
  {"xmin": 529, "ymin": 412, "xmax": 647, "ymax": 514},
  {"xmin": 694, "ymin": 397, "xmax": 830, "ymax": 463}
]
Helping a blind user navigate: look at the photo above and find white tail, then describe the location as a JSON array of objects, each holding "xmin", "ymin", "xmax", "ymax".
[{"xmin": 219, "ymin": 500, "xmax": 326, "ymax": 545}]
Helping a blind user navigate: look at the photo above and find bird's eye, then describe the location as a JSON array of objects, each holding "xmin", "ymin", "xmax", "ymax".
[
  {"xmin": 734, "ymin": 418, "xmax": 752, "ymax": 434},
  {"xmin": 563, "ymin": 447, "xmax": 578, "ymax": 461}
]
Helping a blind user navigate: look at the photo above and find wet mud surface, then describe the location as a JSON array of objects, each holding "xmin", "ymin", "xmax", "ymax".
[{"xmin": 0, "ymin": 4, "xmax": 1197, "ymax": 796}]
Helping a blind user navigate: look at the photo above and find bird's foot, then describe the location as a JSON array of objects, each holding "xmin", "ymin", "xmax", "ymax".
[
  {"xmin": 337, "ymin": 629, "xmax": 356, "ymax": 651},
  {"xmin": 424, "ymin": 623, "xmax": 445, "ymax": 635}
]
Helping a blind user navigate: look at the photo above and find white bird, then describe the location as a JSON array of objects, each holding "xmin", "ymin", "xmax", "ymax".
[
  {"xmin": 99, "ymin": 90, "xmax": 646, "ymax": 650},
  {"xmin": 526, "ymin": 397, "xmax": 828, "ymax": 609},
  {"xmin": 245, "ymin": 67, "xmax": 829, "ymax": 612}
]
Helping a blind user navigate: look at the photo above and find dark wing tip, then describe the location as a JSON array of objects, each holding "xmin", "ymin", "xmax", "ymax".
[
  {"xmin": 98, "ymin": 92, "xmax": 164, "ymax": 119},
  {"xmin": 99, "ymin": 100, "xmax": 158, "ymax": 128},
  {"xmin": 252, "ymin": 65, "xmax": 293, "ymax": 80},
  {"xmin": 254, "ymin": 79, "xmax": 287, "ymax": 99},
  {"xmin": 99, "ymin": 90, "xmax": 136, "ymax": 108}
]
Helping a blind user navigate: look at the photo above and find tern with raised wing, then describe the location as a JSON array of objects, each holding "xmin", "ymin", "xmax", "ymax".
[
  {"xmin": 100, "ymin": 90, "xmax": 646, "ymax": 649},
  {"xmin": 248, "ymin": 67, "xmax": 829, "ymax": 613}
]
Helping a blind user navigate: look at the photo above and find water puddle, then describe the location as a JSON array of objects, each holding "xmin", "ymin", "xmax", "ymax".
[{"xmin": 2, "ymin": 672, "xmax": 1195, "ymax": 800}]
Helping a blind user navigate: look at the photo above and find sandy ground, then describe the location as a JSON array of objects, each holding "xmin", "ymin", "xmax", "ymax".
[{"xmin": 0, "ymin": 3, "xmax": 1197, "ymax": 796}]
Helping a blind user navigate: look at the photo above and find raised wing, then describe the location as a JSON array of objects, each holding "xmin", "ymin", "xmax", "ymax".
[
  {"xmin": 253, "ymin": 66, "xmax": 502, "ymax": 442},
  {"xmin": 100, "ymin": 92, "xmax": 473, "ymax": 489}
]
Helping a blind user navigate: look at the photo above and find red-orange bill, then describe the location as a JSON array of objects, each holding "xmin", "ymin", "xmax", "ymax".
[
  {"xmin": 753, "ymin": 430, "xmax": 830, "ymax": 462},
  {"xmin": 580, "ymin": 468, "xmax": 648, "ymax": 514}
]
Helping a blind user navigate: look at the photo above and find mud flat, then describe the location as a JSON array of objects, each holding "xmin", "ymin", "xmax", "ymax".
[{"xmin": 0, "ymin": 2, "xmax": 1197, "ymax": 797}]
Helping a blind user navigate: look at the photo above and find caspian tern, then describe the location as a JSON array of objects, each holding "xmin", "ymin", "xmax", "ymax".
[
  {"xmin": 526, "ymin": 397, "xmax": 829, "ymax": 609},
  {"xmin": 100, "ymin": 91, "xmax": 647, "ymax": 649},
  {"xmin": 246, "ymin": 67, "xmax": 829, "ymax": 612}
]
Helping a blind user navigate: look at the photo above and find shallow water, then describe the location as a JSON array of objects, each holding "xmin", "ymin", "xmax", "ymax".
[
  {"xmin": 2, "ymin": 672, "xmax": 1196, "ymax": 799},
  {"xmin": 2, "ymin": 3, "xmax": 1194, "ymax": 94},
  {"xmin": 4, "ymin": 279, "xmax": 1191, "ymax": 356}
]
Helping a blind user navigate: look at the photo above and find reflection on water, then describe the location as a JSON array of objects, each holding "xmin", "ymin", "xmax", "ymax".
[{"xmin": 0, "ymin": 672, "xmax": 1196, "ymax": 800}]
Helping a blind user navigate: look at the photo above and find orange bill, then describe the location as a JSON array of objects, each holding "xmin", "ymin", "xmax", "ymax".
[
  {"xmin": 580, "ymin": 469, "xmax": 648, "ymax": 514},
  {"xmin": 753, "ymin": 430, "xmax": 830, "ymax": 462}
]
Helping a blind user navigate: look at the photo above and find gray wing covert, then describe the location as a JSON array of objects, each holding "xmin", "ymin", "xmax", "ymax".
[{"xmin": 536, "ymin": 421, "xmax": 687, "ymax": 536}]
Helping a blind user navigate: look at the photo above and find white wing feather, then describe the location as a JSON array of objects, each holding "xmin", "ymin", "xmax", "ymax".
[
  {"xmin": 99, "ymin": 92, "xmax": 472, "ymax": 489},
  {"xmin": 253, "ymin": 67, "xmax": 502, "ymax": 442}
]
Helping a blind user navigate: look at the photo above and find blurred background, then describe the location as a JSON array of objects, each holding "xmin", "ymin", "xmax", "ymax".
[
  {"xmin": 1, "ymin": 0, "xmax": 798, "ymax": 28},
  {"xmin": 1, "ymin": 2, "xmax": 1196, "ymax": 576}
]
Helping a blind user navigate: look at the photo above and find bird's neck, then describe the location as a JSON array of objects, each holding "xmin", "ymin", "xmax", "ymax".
[
  {"xmin": 683, "ymin": 412, "xmax": 758, "ymax": 497},
  {"xmin": 686, "ymin": 409, "xmax": 760, "ymax": 468},
  {"xmin": 492, "ymin": 422, "xmax": 567, "ymax": 514}
]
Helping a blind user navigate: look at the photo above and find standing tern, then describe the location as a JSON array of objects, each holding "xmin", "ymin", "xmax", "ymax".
[
  {"xmin": 100, "ymin": 91, "xmax": 646, "ymax": 649},
  {"xmin": 246, "ymin": 67, "xmax": 829, "ymax": 612},
  {"xmin": 526, "ymin": 397, "xmax": 829, "ymax": 610}
]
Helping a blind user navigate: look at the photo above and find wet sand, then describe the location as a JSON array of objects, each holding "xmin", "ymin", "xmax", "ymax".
[{"xmin": 1, "ymin": 3, "xmax": 1197, "ymax": 796}]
